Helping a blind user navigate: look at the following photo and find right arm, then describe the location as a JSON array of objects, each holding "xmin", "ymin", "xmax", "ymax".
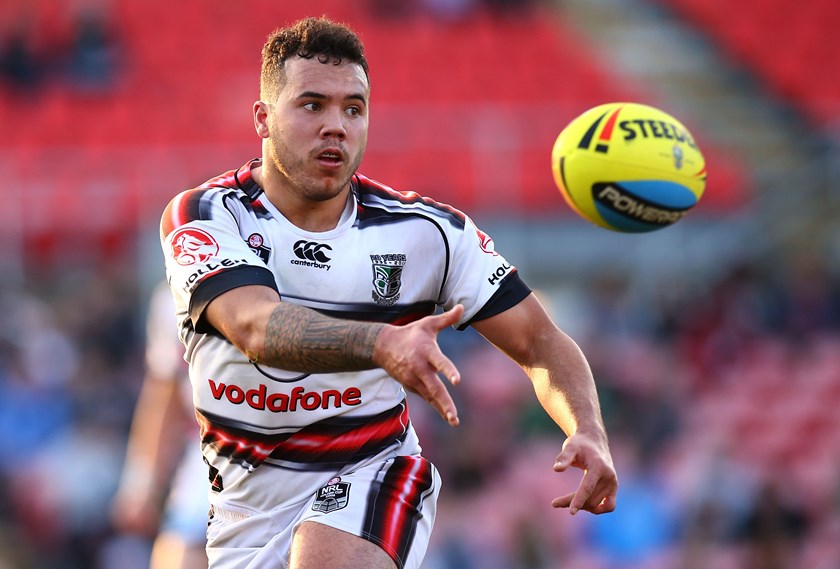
[{"xmin": 203, "ymin": 285, "xmax": 463, "ymax": 426}]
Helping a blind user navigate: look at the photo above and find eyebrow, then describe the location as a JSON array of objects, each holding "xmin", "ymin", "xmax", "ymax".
[{"xmin": 297, "ymin": 91, "xmax": 367, "ymax": 104}]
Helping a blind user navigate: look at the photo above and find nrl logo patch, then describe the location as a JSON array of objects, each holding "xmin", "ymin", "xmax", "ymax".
[
  {"xmin": 370, "ymin": 253, "xmax": 406, "ymax": 306},
  {"xmin": 312, "ymin": 477, "xmax": 350, "ymax": 513}
]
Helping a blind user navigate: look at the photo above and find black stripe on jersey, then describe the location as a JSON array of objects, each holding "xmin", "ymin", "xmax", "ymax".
[
  {"xmin": 234, "ymin": 160, "xmax": 263, "ymax": 200},
  {"xmin": 196, "ymin": 402, "xmax": 410, "ymax": 471},
  {"xmin": 209, "ymin": 186, "xmax": 272, "ymax": 222},
  {"xmin": 354, "ymin": 175, "xmax": 466, "ymax": 230},
  {"xmin": 225, "ymin": 173, "xmax": 272, "ymax": 219},
  {"xmin": 190, "ymin": 265, "xmax": 278, "ymax": 334},
  {"xmin": 195, "ymin": 190, "xmax": 215, "ymax": 222},
  {"xmin": 281, "ymin": 294, "xmax": 436, "ymax": 315},
  {"xmin": 233, "ymin": 159, "xmax": 273, "ymax": 219},
  {"xmin": 309, "ymin": 300, "xmax": 437, "ymax": 325},
  {"xmin": 354, "ymin": 208, "xmax": 451, "ymax": 237},
  {"xmin": 235, "ymin": 194, "xmax": 273, "ymax": 220},
  {"xmin": 265, "ymin": 404, "xmax": 410, "ymax": 466},
  {"xmin": 160, "ymin": 188, "xmax": 215, "ymax": 238},
  {"xmin": 458, "ymin": 271, "xmax": 531, "ymax": 330}
]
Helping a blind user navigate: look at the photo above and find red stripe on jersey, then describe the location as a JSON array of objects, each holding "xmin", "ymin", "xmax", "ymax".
[
  {"xmin": 161, "ymin": 165, "xmax": 244, "ymax": 238},
  {"xmin": 195, "ymin": 163, "xmax": 244, "ymax": 192},
  {"xmin": 363, "ymin": 455, "xmax": 435, "ymax": 568},
  {"xmin": 272, "ymin": 403, "xmax": 409, "ymax": 462},
  {"xmin": 390, "ymin": 308, "xmax": 433, "ymax": 327},
  {"xmin": 195, "ymin": 411, "xmax": 276, "ymax": 469},
  {"xmin": 161, "ymin": 191, "xmax": 185, "ymax": 238},
  {"xmin": 160, "ymin": 189, "xmax": 211, "ymax": 238},
  {"xmin": 195, "ymin": 402, "xmax": 410, "ymax": 470}
]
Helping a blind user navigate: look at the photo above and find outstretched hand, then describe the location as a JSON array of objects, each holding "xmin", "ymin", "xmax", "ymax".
[
  {"xmin": 372, "ymin": 304, "xmax": 464, "ymax": 427},
  {"xmin": 551, "ymin": 431, "xmax": 618, "ymax": 515}
]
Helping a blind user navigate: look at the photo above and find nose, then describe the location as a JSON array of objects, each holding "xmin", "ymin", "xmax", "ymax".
[{"xmin": 321, "ymin": 107, "xmax": 347, "ymax": 140}]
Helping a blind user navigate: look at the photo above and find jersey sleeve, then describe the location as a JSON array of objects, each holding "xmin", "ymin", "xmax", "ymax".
[
  {"xmin": 439, "ymin": 215, "xmax": 531, "ymax": 330},
  {"xmin": 160, "ymin": 188, "xmax": 278, "ymax": 334}
]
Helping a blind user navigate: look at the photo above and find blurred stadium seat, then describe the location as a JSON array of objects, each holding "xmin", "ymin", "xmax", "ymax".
[
  {"xmin": 0, "ymin": 0, "xmax": 755, "ymax": 269},
  {"xmin": 1, "ymin": 3, "xmax": 839, "ymax": 569},
  {"xmin": 665, "ymin": 0, "xmax": 840, "ymax": 128}
]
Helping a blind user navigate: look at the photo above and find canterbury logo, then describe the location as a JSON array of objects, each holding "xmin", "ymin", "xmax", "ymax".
[{"xmin": 293, "ymin": 240, "xmax": 332, "ymax": 263}]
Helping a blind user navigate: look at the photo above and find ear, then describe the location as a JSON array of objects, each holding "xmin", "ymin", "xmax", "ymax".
[{"xmin": 254, "ymin": 101, "xmax": 270, "ymax": 139}]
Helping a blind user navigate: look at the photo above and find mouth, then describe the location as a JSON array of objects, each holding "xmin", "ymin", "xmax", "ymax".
[{"xmin": 316, "ymin": 148, "xmax": 345, "ymax": 168}]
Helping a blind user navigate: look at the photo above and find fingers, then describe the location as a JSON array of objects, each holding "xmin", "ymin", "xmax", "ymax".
[
  {"xmin": 552, "ymin": 487, "xmax": 617, "ymax": 515},
  {"xmin": 553, "ymin": 449, "xmax": 574, "ymax": 472},
  {"xmin": 414, "ymin": 305, "xmax": 463, "ymax": 425},
  {"xmin": 425, "ymin": 373, "xmax": 460, "ymax": 427},
  {"xmin": 430, "ymin": 347, "xmax": 460, "ymax": 386},
  {"xmin": 431, "ymin": 304, "xmax": 464, "ymax": 332},
  {"xmin": 415, "ymin": 338, "xmax": 461, "ymax": 425},
  {"xmin": 378, "ymin": 304, "xmax": 464, "ymax": 427},
  {"xmin": 430, "ymin": 304, "xmax": 462, "ymax": 386},
  {"xmin": 550, "ymin": 435, "xmax": 618, "ymax": 515},
  {"xmin": 552, "ymin": 468, "xmax": 617, "ymax": 515}
]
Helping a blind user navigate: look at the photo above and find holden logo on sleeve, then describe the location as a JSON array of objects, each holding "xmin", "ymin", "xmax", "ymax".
[
  {"xmin": 171, "ymin": 228, "xmax": 219, "ymax": 266},
  {"xmin": 370, "ymin": 253, "xmax": 406, "ymax": 306},
  {"xmin": 475, "ymin": 228, "xmax": 498, "ymax": 256}
]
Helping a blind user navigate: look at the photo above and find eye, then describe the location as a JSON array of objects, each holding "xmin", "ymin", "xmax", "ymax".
[
  {"xmin": 345, "ymin": 106, "xmax": 363, "ymax": 117},
  {"xmin": 303, "ymin": 102, "xmax": 321, "ymax": 112}
]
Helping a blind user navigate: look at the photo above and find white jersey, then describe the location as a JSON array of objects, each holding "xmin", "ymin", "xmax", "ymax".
[{"xmin": 160, "ymin": 159, "xmax": 530, "ymax": 512}]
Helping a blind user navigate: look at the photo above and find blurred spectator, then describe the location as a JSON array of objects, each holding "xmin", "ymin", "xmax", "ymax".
[
  {"xmin": 111, "ymin": 281, "xmax": 208, "ymax": 569},
  {"xmin": 737, "ymin": 481, "xmax": 810, "ymax": 569},
  {"xmin": 0, "ymin": 0, "xmax": 838, "ymax": 566},
  {"xmin": 63, "ymin": 9, "xmax": 121, "ymax": 91},
  {"xmin": 777, "ymin": 251, "xmax": 840, "ymax": 339},
  {"xmin": 482, "ymin": 0, "xmax": 534, "ymax": 17},
  {"xmin": 0, "ymin": 288, "xmax": 76, "ymax": 472},
  {"xmin": 0, "ymin": 274, "xmax": 145, "ymax": 568},
  {"xmin": 0, "ymin": 6, "xmax": 120, "ymax": 95},
  {"xmin": 0, "ymin": 255, "xmax": 837, "ymax": 567},
  {"xmin": 0, "ymin": 21, "xmax": 44, "ymax": 93},
  {"xmin": 419, "ymin": 0, "xmax": 479, "ymax": 22},
  {"xmin": 367, "ymin": 0, "xmax": 418, "ymax": 20}
]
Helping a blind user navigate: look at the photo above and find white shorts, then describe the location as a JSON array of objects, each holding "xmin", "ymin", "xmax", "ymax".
[{"xmin": 205, "ymin": 453, "xmax": 440, "ymax": 569}]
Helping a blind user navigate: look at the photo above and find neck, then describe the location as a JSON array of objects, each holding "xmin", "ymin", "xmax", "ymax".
[{"xmin": 253, "ymin": 162, "xmax": 351, "ymax": 232}]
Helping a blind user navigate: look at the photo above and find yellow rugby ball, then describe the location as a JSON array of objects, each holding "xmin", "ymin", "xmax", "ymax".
[{"xmin": 551, "ymin": 102, "xmax": 706, "ymax": 232}]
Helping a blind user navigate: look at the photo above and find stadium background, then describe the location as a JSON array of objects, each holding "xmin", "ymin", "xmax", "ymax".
[{"xmin": 1, "ymin": 0, "xmax": 839, "ymax": 567}]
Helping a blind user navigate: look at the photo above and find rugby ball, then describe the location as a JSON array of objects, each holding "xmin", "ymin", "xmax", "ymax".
[{"xmin": 551, "ymin": 102, "xmax": 706, "ymax": 232}]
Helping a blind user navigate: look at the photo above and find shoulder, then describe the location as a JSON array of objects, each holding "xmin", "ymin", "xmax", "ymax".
[
  {"xmin": 354, "ymin": 174, "xmax": 467, "ymax": 230},
  {"xmin": 160, "ymin": 164, "xmax": 257, "ymax": 239}
]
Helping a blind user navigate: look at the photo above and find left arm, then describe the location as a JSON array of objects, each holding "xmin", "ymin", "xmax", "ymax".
[{"xmin": 472, "ymin": 293, "xmax": 618, "ymax": 515}]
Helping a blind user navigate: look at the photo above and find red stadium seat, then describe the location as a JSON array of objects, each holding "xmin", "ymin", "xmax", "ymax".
[
  {"xmin": 666, "ymin": 0, "xmax": 840, "ymax": 129},
  {"xmin": 0, "ymin": 0, "xmax": 753, "ymax": 258}
]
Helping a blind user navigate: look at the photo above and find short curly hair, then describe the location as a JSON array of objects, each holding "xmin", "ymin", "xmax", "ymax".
[{"xmin": 260, "ymin": 16, "xmax": 369, "ymax": 102}]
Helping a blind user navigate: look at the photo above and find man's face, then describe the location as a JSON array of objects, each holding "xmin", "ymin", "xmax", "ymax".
[{"xmin": 258, "ymin": 56, "xmax": 369, "ymax": 202}]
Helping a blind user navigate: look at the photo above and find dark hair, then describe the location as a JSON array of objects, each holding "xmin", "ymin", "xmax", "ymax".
[{"xmin": 260, "ymin": 16, "xmax": 369, "ymax": 102}]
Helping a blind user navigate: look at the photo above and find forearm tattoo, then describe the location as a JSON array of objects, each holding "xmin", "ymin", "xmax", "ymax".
[{"xmin": 262, "ymin": 303, "xmax": 384, "ymax": 372}]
